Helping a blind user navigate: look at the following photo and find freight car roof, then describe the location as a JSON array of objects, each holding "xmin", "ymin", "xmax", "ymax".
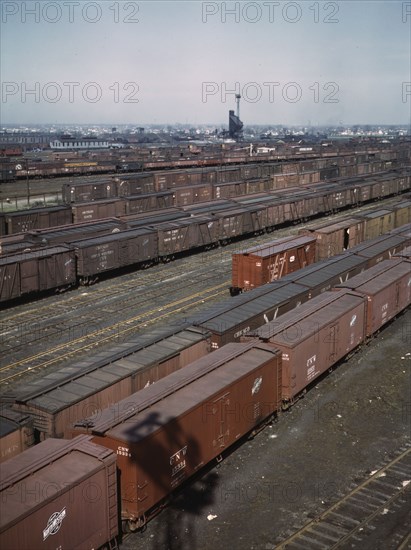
[
  {"xmin": 121, "ymin": 208, "xmax": 189, "ymax": 227},
  {"xmin": 0, "ymin": 245, "xmax": 71, "ymax": 264},
  {"xmin": 182, "ymin": 199, "xmax": 237, "ymax": 214},
  {"xmin": 235, "ymin": 235, "xmax": 316, "ymax": 258},
  {"xmin": 281, "ymin": 253, "xmax": 367, "ymax": 288},
  {"xmin": 360, "ymin": 209, "xmax": 395, "ymax": 219},
  {"xmin": 16, "ymin": 328, "xmax": 209, "ymax": 414},
  {"xmin": 0, "ymin": 407, "xmax": 32, "ymax": 437},
  {"xmin": 353, "ymin": 234, "xmax": 409, "ymax": 258},
  {"xmin": 337, "ymin": 259, "xmax": 411, "ymax": 295},
  {"xmin": 61, "ymin": 178, "xmax": 113, "ymax": 187},
  {"xmin": 0, "ymin": 436, "xmax": 114, "ymax": 528},
  {"xmin": 393, "ymin": 245, "xmax": 411, "ymax": 258},
  {"xmin": 71, "ymin": 226, "xmax": 156, "ymax": 247},
  {"xmin": 29, "ymin": 219, "xmax": 124, "ymax": 240},
  {"xmin": 333, "ymin": 258, "xmax": 404, "ymax": 289},
  {"xmin": 76, "ymin": 341, "xmax": 261, "ymax": 435},
  {"xmin": 5, "ymin": 205, "xmax": 70, "ymax": 217},
  {"xmin": 0, "ymin": 435, "xmax": 111, "ymax": 489},
  {"xmin": 104, "ymin": 343, "xmax": 279, "ymax": 443},
  {"xmin": 12, "ymin": 326, "xmax": 208, "ymax": 405},
  {"xmin": 250, "ymin": 290, "xmax": 364, "ymax": 340},
  {"xmin": 303, "ymin": 217, "xmax": 364, "ymax": 233},
  {"xmin": 193, "ymin": 282, "xmax": 308, "ymax": 333},
  {"xmin": 264, "ymin": 292, "xmax": 365, "ymax": 347}
]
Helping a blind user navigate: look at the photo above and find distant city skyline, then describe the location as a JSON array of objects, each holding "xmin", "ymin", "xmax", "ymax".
[{"xmin": 1, "ymin": 1, "xmax": 410, "ymax": 125}]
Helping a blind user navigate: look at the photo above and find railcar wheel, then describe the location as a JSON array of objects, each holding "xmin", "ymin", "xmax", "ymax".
[
  {"xmin": 128, "ymin": 520, "xmax": 138, "ymax": 532},
  {"xmin": 122, "ymin": 520, "xmax": 130, "ymax": 534}
]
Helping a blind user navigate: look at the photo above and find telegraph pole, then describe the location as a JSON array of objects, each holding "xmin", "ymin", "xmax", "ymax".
[{"xmin": 26, "ymin": 158, "xmax": 30, "ymax": 204}]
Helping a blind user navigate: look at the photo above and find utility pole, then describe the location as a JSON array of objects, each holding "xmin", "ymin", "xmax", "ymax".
[{"xmin": 26, "ymin": 158, "xmax": 30, "ymax": 205}]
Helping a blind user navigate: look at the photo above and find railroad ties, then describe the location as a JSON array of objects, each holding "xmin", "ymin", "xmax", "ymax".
[{"xmin": 275, "ymin": 443, "xmax": 411, "ymax": 549}]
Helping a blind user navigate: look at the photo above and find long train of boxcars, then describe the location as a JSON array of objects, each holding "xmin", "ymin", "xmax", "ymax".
[
  {"xmin": 4, "ymin": 227, "xmax": 410, "ymax": 449},
  {"xmin": 1, "ymin": 173, "xmax": 410, "ymax": 304},
  {"xmin": 61, "ymin": 155, "xmax": 408, "ymax": 204},
  {"xmin": 1, "ymin": 139, "xmax": 409, "ymax": 182},
  {"xmin": 229, "ymin": 198, "xmax": 411, "ymax": 294},
  {"xmin": 3, "ymin": 168, "xmax": 409, "ymax": 236},
  {"xmin": 1, "ymin": 249, "xmax": 410, "ymax": 549}
]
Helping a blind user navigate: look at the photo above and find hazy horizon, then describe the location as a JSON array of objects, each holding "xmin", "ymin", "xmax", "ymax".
[{"xmin": 1, "ymin": 1, "xmax": 410, "ymax": 126}]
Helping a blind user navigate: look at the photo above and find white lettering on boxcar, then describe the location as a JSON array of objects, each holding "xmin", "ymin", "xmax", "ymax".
[
  {"xmin": 170, "ymin": 445, "xmax": 187, "ymax": 467},
  {"xmin": 170, "ymin": 446, "xmax": 188, "ymax": 478},
  {"xmin": 306, "ymin": 354, "xmax": 316, "ymax": 366},
  {"xmin": 306, "ymin": 354, "xmax": 317, "ymax": 381},
  {"xmin": 234, "ymin": 326, "xmax": 250, "ymax": 339},
  {"xmin": 350, "ymin": 314, "xmax": 357, "ymax": 327},
  {"xmin": 117, "ymin": 445, "xmax": 131, "ymax": 457},
  {"xmin": 43, "ymin": 507, "xmax": 66, "ymax": 540},
  {"xmin": 252, "ymin": 376, "xmax": 263, "ymax": 395}
]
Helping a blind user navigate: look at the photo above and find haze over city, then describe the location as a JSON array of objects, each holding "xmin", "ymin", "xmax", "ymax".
[{"xmin": 1, "ymin": 1, "xmax": 411, "ymax": 126}]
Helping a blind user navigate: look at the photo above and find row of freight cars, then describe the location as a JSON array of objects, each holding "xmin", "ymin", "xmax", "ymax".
[
  {"xmin": 62, "ymin": 155, "xmax": 409, "ymax": 203},
  {"xmin": 1, "ymin": 247, "xmax": 410, "ymax": 548},
  {"xmin": 2, "ymin": 139, "xmax": 409, "ymax": 182},
  {"xmin": 230, "ymin": 201, "xmax": 411, "ymax": 293},
  {"xmin": 1, "ymin": 169, "xmax": 410, "ymax": 236},
  {"xmin": 2, "ymin": 225, "xmax": 410, "ymax": 450},
  {"xmin": 1, "ymin": 189, "xmax": 410, "ymax": 304}
]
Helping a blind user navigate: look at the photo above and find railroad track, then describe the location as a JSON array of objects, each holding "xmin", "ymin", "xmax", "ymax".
[
  {"xmin": 0, "ymin": 260, "xmax": 230, "ymax": 363},
  {"xmin": 0, "ymin": 280, "xmax": 229, "ymax": 385},
  {"xmin": 1, "ymin": 196, "xmax": 407, "ymax": 387},
  {"xmin": 2, "ymin": 194, "xmax": 401, "ymax": 332},
  {"xmin": 275, "ymin": 443, "xmax": 411, "ymax": 549}
]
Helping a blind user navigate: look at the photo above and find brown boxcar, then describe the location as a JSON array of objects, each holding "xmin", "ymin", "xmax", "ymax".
[
  {"xmin": 194, "ymin": 281, "xmax": 311, "ymax": 349},
  {"xmin": 393, "ymin": 245, "xmax": 411, "ymax": 259},
  {"xmin": 120, "ymin": 207, "xmax": 189, "ymax": 228},
  {"xmin": 353, "ymin": 233, "xmax": 411, "ymax": 267},
  {"xmin": 0, "ymin": 233, "xmax": 33, "ymax": 255},
  {"xmin": 155, "ymin": 216, "xmax": 219, "ymax": 258},
  {"xmin": 359, "ymin": 209, "xmax": 395, "ymax": 239},
  {"xmin": 213, "ymin": 181, "xmax": 247, "ymax": 199},
  {"xmin": 27, "ymin": 217, "xmax": 126, "ymax": 245},
  {"xmin": 301, "ymin": 217, "xmax": 365, "ymax": 260},
  {"xmin": 334, "ymin": 258, "xmax": 411, "ymax": 336},
  {"xmin": 172, "ymin": 184, "xmax": 213, "ymax": 206},
  {"xmin": 0, "ymin": 435, "xmax": 118, "ymax": 550},
  {"xmin": 281, "ymin": 253, "xmax": 368, "ymax": 298},
  {"xmin": 0, "ymin": 246, "xmax": 76, "ymax": 302},
  {"xmin": 71, "ymin": 198, "xmax": 126, "ymax": 223},
  {"xmin": 115, "ymin": 174, "xmax": 156, "ymax": 196},
  {"xmin": 216, "ymin": 166, "xmax": 242, "ymax": 183},
  {"xmin": 5, "ymin": 206, "xmax": 72, "ymax": 235},
  {"xmin": 248, "ymin": 290, "xmax": 366, "ymax": 406},
  {"xmin": 392, "ymin": 199, "xmax": 411, "ymax": 227},
  {"xmin": 0, "ymin": 407, "xmax": 34, "ymax": 463},
  {"xmin": 231, "ymin": 234, "xmax": 316, "ymax": 293},
  {"xmin": 232, "ymin": 193, "xmax": 289, "ymax": 227},
  {"xmin": 78, "ymin": 342, "xmax": 282, "ymax": 528},
  {"xmin": 125, "ymin": 191, "xmax": 174, "ymax": 213},
  {"xmin": 13, "ymin": 327, "xmax": 210, "ymax": 439},
  {"xmin": 245, "ymin": 177, "xmax": 270, "ymax": 194},
  {"xmin": 62, "ymin": 179, "xmax": 117, "ymax": 203},
  {"xmin": 74, "ymin": 227, "xmax": 158, "ymax": 277}
]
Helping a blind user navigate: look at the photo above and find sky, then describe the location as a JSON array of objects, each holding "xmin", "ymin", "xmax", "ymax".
[{"xmin": 1, "ymin": 0, "xmax": 410, "ymax": 126}]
